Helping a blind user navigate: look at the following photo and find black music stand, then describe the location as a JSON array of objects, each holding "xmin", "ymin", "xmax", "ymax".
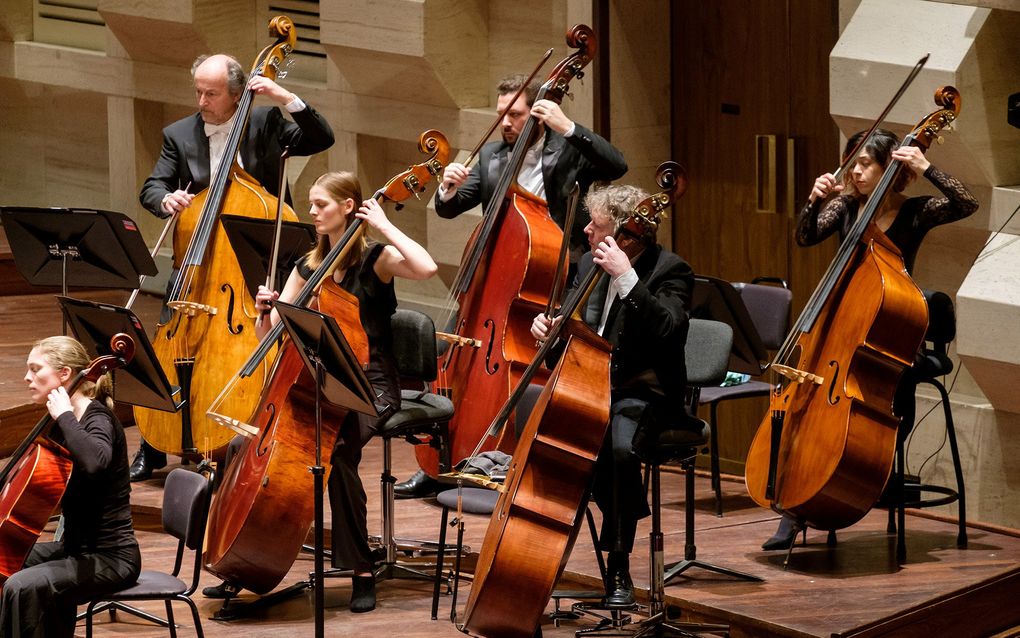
[
  {"xmin": 58, "ymin": 296, "xmax": 181, "ymax": 413},
  {"xmin": 219, "ymin": 215, "xmax": 317, "ymax": 300},
  {"xmin": 690, "ymin": 275, "xmax": 769, "ymax": 376},
  {"xmin": 1, "ymin": 207, "xmax": 157, "ymax": 334},
  {"xmin": 215, "ymin": 302, "xmax": 377, "ymax": 636}
]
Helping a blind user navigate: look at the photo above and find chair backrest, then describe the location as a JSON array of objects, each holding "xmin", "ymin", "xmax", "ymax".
[
  {"xmin": 734, "ymin": 281, "xmax": 792, "ymax": 350},
  {"xmin": 685, "ymin": 318, "xmax": 734, "ymax": 388},
  {"xmin": 391, "ymin": 309, "xmax": 439, "ymax": 382},
  {"xmin": 161, "ymin": 468, "xmax": 212, "ymax": 551},
  {"xmin": 923, "ymin": 289, "xmax": 956, "ymax": 347}
]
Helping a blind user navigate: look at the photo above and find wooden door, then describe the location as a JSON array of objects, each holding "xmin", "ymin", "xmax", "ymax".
[{"xmin": 670, "ymin": 0, "xmax": 838, "ymax": 477}]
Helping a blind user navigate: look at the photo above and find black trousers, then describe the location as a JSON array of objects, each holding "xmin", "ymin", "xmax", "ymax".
[
  {"xmin": 0, "ymin": 541, "xmax": 140, "ymax": 638},
  {"xmin": 327, "ymin": 380, "xmax": 400, "ymax": 571},
  {"xmin": 591, "ymin": 397, "xmax": 655, "ymax": 555}
]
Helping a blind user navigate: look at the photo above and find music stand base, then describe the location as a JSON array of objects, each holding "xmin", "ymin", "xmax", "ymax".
[{"xmin": 664, "ymin": 558, "xmax": 762, "ymax": 585}]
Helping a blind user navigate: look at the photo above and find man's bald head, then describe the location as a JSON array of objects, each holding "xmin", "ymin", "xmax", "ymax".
[{"xmin": 191, "ymin": 54, "xmax": 245, "ymax": 124}]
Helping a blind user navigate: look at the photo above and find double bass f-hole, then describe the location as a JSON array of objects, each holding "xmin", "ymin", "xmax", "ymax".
[
  {"xmin": 826, "ymin": 360, "xmax": 841, "ymax": 405},
  {"xmin": 483, "ymin": 319, "xmax": 499, "ymax": 375},
  {"xmin": 257, "ymin": 403, "xmax": 277, "ymax": 456},
  {"xmin": 220, "ymin": 283, "xmax": 244, "ymax": 335}
]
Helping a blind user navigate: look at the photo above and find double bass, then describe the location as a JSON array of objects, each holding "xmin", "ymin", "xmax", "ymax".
[
  {"xmin": 423, "ymin": 24, "xmax": 597, "ymax": 478},
  {"xmin": 203, "ymin": 131, "xmax": 449, "ymax": 594},
  {"xmin": 134, "ymin": 17, "xmax": 301, "ymax": 458},
  {"xmin": 745, "ymin": 88, "xmax": 962, "ymax": 531},
  {"xmin": 461, "ymin": 163, "xmax": 686, "ymax": 638},
  {"xmin": 0, "ymin": 334, "xmax": 134, "ymax": 581}
]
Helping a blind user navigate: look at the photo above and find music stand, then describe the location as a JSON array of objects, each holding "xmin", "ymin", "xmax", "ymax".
[
  {"xmin": 276, "ymin": 301, "xmax": 377, "ymax": 638},
  {"xmin": 219, "ymin": 215, "xmax": 317, "ymax": 300},
  {"xmin": 690, "ymin": 275, "xmax": 769, "ymax": 376},
  {"xmin": 1, "ymin": 207, "xmax": 157, "ymax": 334},
  {"xmin": 58, "ymin": 296, "xmax": 181, "ymax": 413}
]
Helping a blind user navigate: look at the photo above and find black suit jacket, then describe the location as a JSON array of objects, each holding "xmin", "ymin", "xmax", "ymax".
[
  {"xmin": 572, "ymin": 245, "xmax": 693, "ymax": 414},
  {"xmin": 434, "ymin": 123, "xmax": 627, "ymax": 251},
  {"xmin": 139, "ymin": 104, "xmax": 334, "ymax": 217}
]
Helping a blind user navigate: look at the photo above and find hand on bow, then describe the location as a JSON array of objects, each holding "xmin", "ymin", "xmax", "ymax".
[
  {"xmin": 808, "ymin": 173, "xmax": 842, "ymax": 203},
  {"xmin": 531, "ymin": 313, "xmax": 563, "ymax": 343},
  {"xmin": 255, "ymin": 285, "xmax": 280, "ymax": 314}
]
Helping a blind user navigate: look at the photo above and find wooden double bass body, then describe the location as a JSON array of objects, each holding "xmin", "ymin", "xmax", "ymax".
[
  {"xmin": 204, "ymin": 280, "xmax": 367, "ymax": 593},
  {"xmin": 745, "ymin": 88, "xmax": 962, "ymax": 531},
  {"xmin": 461, "ymin": 163, "xmax": 686, "ymax": 638},
  {"xmin": 203, "ymin": 131, "xmax": 449, "ymax": 594},
  {"xmin": 134, "ymin": 17, "xmax": 300, "ymax": 458},
  {"xmin": 421, "ymin": 24, "xmax": 597, "ymax": 478}
]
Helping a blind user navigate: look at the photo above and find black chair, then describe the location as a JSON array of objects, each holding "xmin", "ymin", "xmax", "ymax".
[
  {"xmin": 886, "ymin": 289, "xmax": 967, "ymax": 563},
  {"xmin": 622, "ymin": 319, "xmax": 753, "ymax": 637},
  {"xmin": 375, "ymin": 308, "xmax": 455, "ymax": 579},
  {"xmin": 697, "ymin": 278, "xmax": 791, "ymax": 516},
  {"xmin": 83, "ymin": 467, "xmax": 213, "ymax": 638}
]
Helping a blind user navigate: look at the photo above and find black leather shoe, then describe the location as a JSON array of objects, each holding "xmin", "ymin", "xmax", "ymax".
[
  {"xmin": 605, "ymin": 567, "xmax": 635, "ymax": 607},
  {"xmin": 762, "ymin": 516, "xmax": 800, "ymax": 551},
  {"xmin": 202, "ymin": 580, "xmax": 239, "ymax": 599},
  {"xmin": 129, "ymin": 443, "xmax": 167, "ymax": 482},
  {"xmin": 393, "ymin": 469, "xmax": 439, "ymax": 499}
]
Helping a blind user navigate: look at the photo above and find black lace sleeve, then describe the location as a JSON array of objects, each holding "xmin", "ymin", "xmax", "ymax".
[
  {"xmin": 916, "ymin": 165, "xmax": 979, "ymax": 230},
  {"xmin": 795, "ymin": 195, "xmax": 855, "ymax": 246}
]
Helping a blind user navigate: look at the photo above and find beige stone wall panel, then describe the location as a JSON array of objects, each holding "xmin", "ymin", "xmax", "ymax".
[
  {"xmin": 98, "ymin": 0, "xmax": 258, "ymax": 67},
  {"xmin": 0, "ymin": 0, "xmax": 33, "ymax": 42},
  {"xmin": 320, "ymin": 0, "xmax": 488, "ymax": 109}
]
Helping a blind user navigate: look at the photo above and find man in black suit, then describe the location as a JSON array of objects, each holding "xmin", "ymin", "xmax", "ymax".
[
  {"xmin": 531, "ymin": 184, "xmax": 694, "ymax": 607},
  {"xmin": 131, "ymin": 53, "xmax": 334, "ymax": 480},
  {"xmin": 394, "ymin": 74, "xmax": 628, "ymax": 498},
  {"xmin": 434, "ymin": 74, "xmax": 627, "ymax": 254}
]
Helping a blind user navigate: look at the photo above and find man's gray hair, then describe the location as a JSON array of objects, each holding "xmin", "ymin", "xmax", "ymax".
[
  {"xmin": 191, "ymin": 54, "xmax": 246, "ymax": 96},
  {"xmin": 584, "ymin": 184, "xmax": 650, "ymax": 231}
]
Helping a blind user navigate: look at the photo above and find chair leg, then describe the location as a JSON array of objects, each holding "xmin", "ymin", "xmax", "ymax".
[
  {"xmin": 896, "ymin": 440, "xmax": 907, "ymax": 564},
  {"xmin": 432, "ymin": 505, "xmax": 450, "ymax": 620},
  {"xmin": 165, "ymin": 600, "xmax": 178, "ymax": 638},
  {"xmin": 664, "ymin": 459, "xmax": 762, "ymax": 584},
  {"xmin": 708, "ymin": 402, "xmax": 723, "ymax": 517},
  {"xmin": 183, "ymin": 595, "xmax": 206, "ymax": 638},
  {"xmin": 932, "ymin": 379, "xmax": 967, "ymax": 548}
]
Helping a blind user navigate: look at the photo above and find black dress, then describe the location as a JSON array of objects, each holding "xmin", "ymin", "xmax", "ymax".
[
  {"xmin": 0, "ymin": 400, "xmax": 140, "ymax": 638},
  {"xmin": 794, "ymin": 164, "xmax": 978, "ymax": 435},
  {"xmin": 297, "ymin": 243, "xmax": 400, "ymax": 570}
]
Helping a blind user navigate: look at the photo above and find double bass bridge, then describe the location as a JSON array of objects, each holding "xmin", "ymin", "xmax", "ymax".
[
  {"xmin": 772, "ymin": 363, "xmax": 824, "ymax": 385},
  {"xmin": 167, "ymin": 300, "xmax": 218, "ymax": 317}
]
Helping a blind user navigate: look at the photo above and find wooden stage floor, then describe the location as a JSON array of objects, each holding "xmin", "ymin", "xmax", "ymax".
[{"xmin": 3, "ymin": 289, "xmax": 1020, "ymax": 637}]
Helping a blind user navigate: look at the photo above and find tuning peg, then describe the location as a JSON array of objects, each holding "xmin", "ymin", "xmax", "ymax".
[{"xmin": 937, "ymin": 135, "xmax": 945, "ymax": 145}]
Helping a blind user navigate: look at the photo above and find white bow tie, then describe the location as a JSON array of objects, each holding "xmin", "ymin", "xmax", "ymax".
[{"xmin": 204, "ymin": 121, "xmax": 231, "ymax": 138}]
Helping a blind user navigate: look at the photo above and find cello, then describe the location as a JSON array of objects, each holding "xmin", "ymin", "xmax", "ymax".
[
  {"xmin": 745, "ymin": 87, "xmax": 962, "ymax": 531},
  {"xmin": 0, "ymin": 334, "xmax": 134, "ymax": 581},
  {"xmin": 423, "ymin": 24, "xmax": 597, "ymax": 478},
  {"xmin": 203, "ymin": 131, "xmax": 449, "ymax": 594},
  {"xmin": 461, "ymin": 163, "xmax": 686, "ymax": 638},
  {"xmin": 134, "ymin": 16, "xmax": 301, "ymax": 459}
]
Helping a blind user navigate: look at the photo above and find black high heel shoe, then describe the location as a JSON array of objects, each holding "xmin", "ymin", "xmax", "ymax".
[{"xmin": 761, "ymin": 516, "xmax": 803, "ymax": 551}]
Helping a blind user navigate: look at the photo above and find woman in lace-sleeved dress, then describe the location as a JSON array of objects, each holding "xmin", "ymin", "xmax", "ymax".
[{"xmin": 762, "ymin": 128, "xmax": 978, "ymax": 551}]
